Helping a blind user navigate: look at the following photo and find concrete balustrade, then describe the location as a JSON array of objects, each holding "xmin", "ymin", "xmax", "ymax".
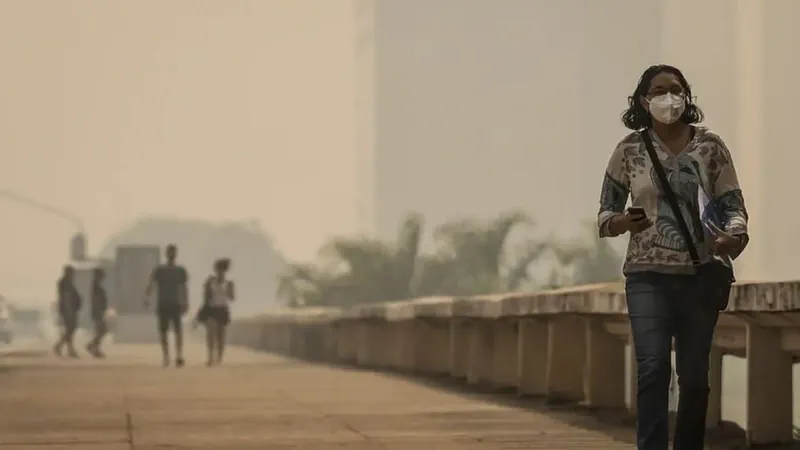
[
  {"xmin": 228, "ymin": 280, "xmax": 800, "ymax": 447},
  {"xmin": 230, "ymin": 308, "xmax": 341, "ymax": 360}
]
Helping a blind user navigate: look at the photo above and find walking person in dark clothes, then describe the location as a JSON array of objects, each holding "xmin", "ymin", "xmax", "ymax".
[
  {"xmin": 53, "ymin": 265, "xmax": 82, "ymax": 358},
  {"xmin": 145, "ymin": 244, "xmax": 189, "ymax": 367},
  {"xmin": 196, "ymin": 258, "xmax": 235, "ymax": 366},
  {"xmin": 86, "ymin": 267, "xmax": 109, "ymax": 358}
]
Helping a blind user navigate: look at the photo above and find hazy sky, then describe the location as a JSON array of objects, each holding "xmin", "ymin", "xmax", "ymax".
[
  {"xmin": 2, "ymin": 0, "xmax": 797, "ymax": 299},
  {"xmin": 0, "ymin": 0, "xmax": 358, "ymax": 294}
]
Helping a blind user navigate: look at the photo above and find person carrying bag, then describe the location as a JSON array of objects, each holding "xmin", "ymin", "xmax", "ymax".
[
  {"xmin": 597, "ymin": 65, "xmax": 749, "ymax": 450},
  {"xmin": 640, "ymin": 130, "xmax": 735, "ymax": 311}
]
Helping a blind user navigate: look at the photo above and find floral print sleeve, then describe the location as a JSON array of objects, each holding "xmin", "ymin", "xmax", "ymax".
[
  {"xmin": 598, "ymin": 137, "xmax": 631, "ymax": 237},
  {"xmin": 705, "ymin": 133, "xmax": 749, "ymax": 237}
]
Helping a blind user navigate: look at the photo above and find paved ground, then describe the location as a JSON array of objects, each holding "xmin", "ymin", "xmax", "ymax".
[
  {"xmin": 0, "ymin": 341, "xmax": 643, "ymax": 449},
  {"xmin": 0, "ymin": 341, "xmax": 775, "ymax": 450}
]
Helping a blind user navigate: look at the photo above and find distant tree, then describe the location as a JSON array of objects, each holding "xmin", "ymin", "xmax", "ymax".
[
  {"xmin": 504, "ymin": 240, "xmax": 551, "ymax": 291},
  {"xmin": 278, "ymin": 210, "xmax": 553, "ymax": 307},
  {"xmin": 550, "ymin": 221, "xmax": 623, "ymax": 287},
  {"xmin": 572, "ymin": 233, "xmax": 624, "ymax": 284},
  {"xmin": 277, "ymin": 213, "xmax": 424, "ymax": 307},
  {"xmin": 276, "ymin": 213, "xmax": 620, "ymax": 308},
  {"xmin": 276, "ymin": 263, "xmax": 321, "ymax": 308},
  {"xmin": 418, "ymin": 211, "xmax": 547, "ymax": 295}
]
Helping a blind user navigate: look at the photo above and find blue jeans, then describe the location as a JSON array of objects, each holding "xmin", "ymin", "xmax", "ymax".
[{"xmin": 625, "ymin": 271, "xmax": 719, "ymax": 450}]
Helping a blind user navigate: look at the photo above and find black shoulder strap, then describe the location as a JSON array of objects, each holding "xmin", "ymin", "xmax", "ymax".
[{"xmin": 639, "ymin": 130, "xmax": 701, "ymax": 265}]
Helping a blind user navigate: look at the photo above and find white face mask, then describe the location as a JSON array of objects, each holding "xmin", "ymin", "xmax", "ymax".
[{"xmin": 647, "ymin": 93, "xmax": 686, "ymax": 125}]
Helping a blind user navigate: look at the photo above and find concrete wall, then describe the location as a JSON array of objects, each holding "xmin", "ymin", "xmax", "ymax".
[{"xmin": 229, "ymin": 282, "xmax": 800, "ymax": 447}]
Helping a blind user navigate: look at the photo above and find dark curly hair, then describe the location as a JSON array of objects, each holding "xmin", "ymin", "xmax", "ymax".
[
  {"xmin": 213, "ymin": 258, "xmax": 231, "ymax": 273},
  {"xmin": 621, "ymin": 64, "xmax": 704, "ymax": 130}
]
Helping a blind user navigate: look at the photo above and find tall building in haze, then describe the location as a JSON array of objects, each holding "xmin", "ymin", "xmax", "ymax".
[
  {"xmin": 354, "ymin": 0, "xmax": 663, "ymax": 242},
  {"xmin": 355, "ymin": 0, "xmax": 800, "ymax": 281}
]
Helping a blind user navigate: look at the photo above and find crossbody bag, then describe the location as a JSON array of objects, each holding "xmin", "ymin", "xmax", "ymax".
[{"xmin": 640, "ymin": 130, "xmax": 734, "ymax": 311}]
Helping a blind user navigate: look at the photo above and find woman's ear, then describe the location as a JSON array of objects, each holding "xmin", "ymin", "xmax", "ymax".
[{"xmin": 639, "ymin": 95, "xmax": 649, "ymax": 111}]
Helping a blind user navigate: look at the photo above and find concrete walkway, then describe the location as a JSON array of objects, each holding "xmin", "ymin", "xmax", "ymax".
[
  {"xmin": 0, "ymin": 342, "xmax": 643, "ymax": 449},
  {"xmin": 2, "ymin": 342, "xmax": 783, "ymax": 449}
]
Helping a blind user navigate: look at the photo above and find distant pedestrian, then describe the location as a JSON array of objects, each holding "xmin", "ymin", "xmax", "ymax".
[
  {"xmin": 53, "ymin": 265, "xmax": 81, "ymax": 358},
  {"xmin": 145, "ymin": 244, "xmax": 189, "ymax": 367},
  {"xmin": 197, "ymin": 258, "xmax": 234, "ymax": 366},
  {"xmin": 86, "ymin": 267, "xmax": 108, "ymax": 358}
]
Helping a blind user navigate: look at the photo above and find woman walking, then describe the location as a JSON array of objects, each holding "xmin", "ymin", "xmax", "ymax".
[
  {"xmin": 198, "ymin": 258, "xmax": 234, "ymax": 366},
  {"xmin": 598, "ymin": 65, "xmax": 749, "ymax": 450}
]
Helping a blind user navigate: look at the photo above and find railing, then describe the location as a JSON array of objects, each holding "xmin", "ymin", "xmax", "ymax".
[{"xmin": 229, "ymin": 280, "xmax": 800, "ymax": 447}]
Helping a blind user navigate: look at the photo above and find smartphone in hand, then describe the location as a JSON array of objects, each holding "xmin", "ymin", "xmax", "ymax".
[{"xmin": 626, "ymin": 206, "xmax": 647, "ymax": 221}]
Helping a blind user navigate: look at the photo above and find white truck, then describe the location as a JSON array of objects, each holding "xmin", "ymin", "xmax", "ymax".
[{"xmin": 112, "ymin": 245, "xmax": 161, "ymax": 344}]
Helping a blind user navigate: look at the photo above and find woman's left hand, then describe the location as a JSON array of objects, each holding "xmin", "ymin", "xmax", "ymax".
[
  {"xmin": 711, "ymin": 234, "xmax": 742, "ymax": 256},
  {"xmin": 707, "ymin": 222, "xmax": 745, "ymax": 257}
]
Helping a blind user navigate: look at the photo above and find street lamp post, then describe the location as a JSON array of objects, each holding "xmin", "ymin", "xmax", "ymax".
[{"xmin": 0, "ymin": 189, "xmax": 88, "ymax": 261}]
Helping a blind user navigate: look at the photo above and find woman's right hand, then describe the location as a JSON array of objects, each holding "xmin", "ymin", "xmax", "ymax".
[{"xmin": 610, "ymin": 212, "xmax": 652, "ymax": 235}]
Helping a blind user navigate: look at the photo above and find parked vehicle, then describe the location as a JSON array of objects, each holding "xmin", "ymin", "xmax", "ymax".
[
  {"xmin": 0, "ymin": 297, "xmax": 13, "ymax": 344},
  {"xmin": 11, "ymin": 306, "xmax": 52, "ymax": 341}
]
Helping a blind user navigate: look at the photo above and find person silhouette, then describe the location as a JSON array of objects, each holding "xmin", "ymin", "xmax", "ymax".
[
  {"xmin": 197, "ymin": 258, "xmax": 235, "ymax": 366},
  {"xmin": 145, "ymin": 244, "xmax": 189, "ymax": 367},
  {"xmin": 86, "ymin": 267, "xmax": 109, "ymax": 358},
  {"xmin": 54, "ymin": 265, "xmax": 81, "ymax": 358}
]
